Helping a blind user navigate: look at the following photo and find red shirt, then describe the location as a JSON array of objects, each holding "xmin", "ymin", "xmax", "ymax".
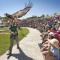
[{"xmin": 54, "ymin": 32, "xmax": 60, "ymax": 44}]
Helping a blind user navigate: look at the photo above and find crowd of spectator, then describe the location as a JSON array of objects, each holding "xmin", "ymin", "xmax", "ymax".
[
  {"xmin": 39, "ymin": 17, "xmax": 60, "ymax": 60},
  {"xmin": 19, "ymin": 15, "xmax": 60, "ymax": 60}
]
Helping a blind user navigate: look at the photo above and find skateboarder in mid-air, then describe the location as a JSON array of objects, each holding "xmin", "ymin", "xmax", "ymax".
[{"xmin": 5, "ymin": 2, "xmax": 32, "ymax": 55}]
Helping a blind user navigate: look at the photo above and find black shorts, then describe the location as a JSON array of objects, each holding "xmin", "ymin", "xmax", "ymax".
[{"xmin": 10, "ymin": 32, "xmax": 18, "ymax": 40}]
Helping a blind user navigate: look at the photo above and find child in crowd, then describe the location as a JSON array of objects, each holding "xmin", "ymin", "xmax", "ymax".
[{"xmin": 49, "ymin": 38, "xmax": 60, "ymax": 60}]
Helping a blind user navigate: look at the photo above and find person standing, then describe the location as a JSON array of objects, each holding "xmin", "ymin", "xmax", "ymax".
[{"xmin": 8, "ymin": 19, "xmax": 20, "ymax": 55}]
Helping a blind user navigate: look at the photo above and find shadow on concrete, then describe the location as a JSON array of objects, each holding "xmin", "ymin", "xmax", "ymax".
[{"xmin": 7, "ymin": 47, "xmax": 33, "ymax": 60}]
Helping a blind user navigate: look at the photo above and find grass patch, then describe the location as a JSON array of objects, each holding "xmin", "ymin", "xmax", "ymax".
[
  {"xmin": 0, "ymin": 27, "xmax": 8, "ymax": 30},
  {"xmin": 0, "ymin": 27, "xmax": 29, "ymax": 55}
]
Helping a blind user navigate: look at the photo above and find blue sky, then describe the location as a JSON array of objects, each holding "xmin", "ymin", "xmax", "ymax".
[{"xmin": 0, "ymin": 0, "xmax": 60, "ymax": 19}]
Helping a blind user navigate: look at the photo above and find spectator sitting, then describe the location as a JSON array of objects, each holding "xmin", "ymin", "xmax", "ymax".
[
  {"xmin": 41, "ymin": 32, "xmax": 57, "ymax": 60},
  {"xmin": 51, "ymin": 27, "xmax": 57, "ymax": 33},
  {"xmin": 41, "ymin": 31, "xmax": 60, "ymax": 60},
  {"xmin": 39, "ymin": 33, "xmax": 48, "ymax": 48},
  {"xmin": 49, "ymin": 38, "xmax": 60, "ymax": 60},
  {"xmin": 54, "ymin": 28, "xmax": 60, "ymax": 44}
]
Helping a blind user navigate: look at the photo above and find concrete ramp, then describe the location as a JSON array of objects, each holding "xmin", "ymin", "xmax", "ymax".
[{"xmin": 0, "ymin": 28, "xmax": 45, "ymax": 60}]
